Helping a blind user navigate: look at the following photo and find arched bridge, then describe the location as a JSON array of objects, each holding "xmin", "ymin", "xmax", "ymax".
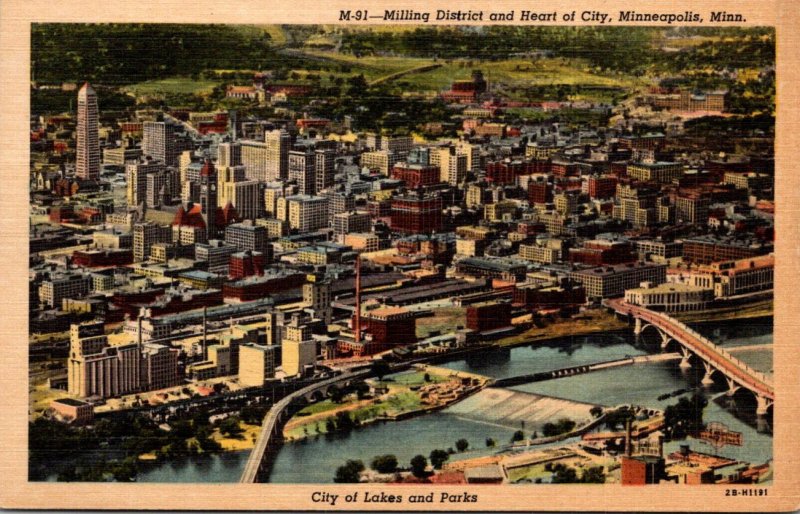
[
  {"xmin": 240, "ymin": 370, "xmax": 372, "ymax": 483},
  {"xmin": 605, "ymin": 298, "xmax": 774, "ymax": 415}
]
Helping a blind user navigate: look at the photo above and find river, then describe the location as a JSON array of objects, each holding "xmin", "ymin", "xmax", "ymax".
[{"xmin": 131, "ymin": 317, "xmax": 774, "ymax": 483}]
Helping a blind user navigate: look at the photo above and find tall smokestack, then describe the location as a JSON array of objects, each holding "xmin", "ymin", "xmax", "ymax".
[
  {"xmin": 625, "ymin": 418, "xmax": 633, "ymax": 457},
  {"xmin": 137, "ymin": 315, "xmax": 143, "ymax": 350},
  {"xmin": 355, "ymin": 255, "xmax": 361, "ymax": 345},
  {"xmin": 202, "ymin": 306, "xmax": 208, "ymax": 360}
]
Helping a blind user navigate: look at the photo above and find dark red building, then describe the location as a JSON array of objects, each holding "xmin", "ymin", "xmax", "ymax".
[
  {"xmin": 144, "ymin": 289, "xmax": 224, "ymax": 317},
  {"xmin": 568, "ymin": 240, "xmax": 635, "ymax": 266},
  {"xmin": 551, "ymin": 160, "xmax": 579, "ymax": 177},
  {"xmin": 391, "ymin": 194, "xmax": 443, "ymax": 234},
  {"xmin": 391, "ymin": 164, "xmax": 441, "ymax": 189},
  {"xmin": 361, "ymin": 306, "xmax": 418, "ymax": 351},
  {"xmin": 110, "ymin": 286, "xmax": 166, "ymax": 317},
  {"xmin": 72, "ymin": 249, "xmax": 133, "ymax": 267},
  {"xmin": 466, "ymin": 302, "xmax": 512, "ymax": 332},
  {"xmin": 587, "ymin": 176, "xmax": 619, "ymax": 199},
  {"xmin": 527, "ymin": 180, "xmax": 553, "ymax": 205},
  {"xmin": 223, "ymin": 272, "xmax": 307, "ymax": 301},
  {"xmin": 367, "ymin": 199, "xmax": 392, "ymax": 219},
  {"xmin": 486, "ymin": 161, "xmax": 523, "ymax": 185},
  {"xmin": 229, "ymin": 250, "xmax": 265, "ymax": 279},
  {"xmin": 513, "ymin": 284, "xmax": 586, "ymax": 310}
]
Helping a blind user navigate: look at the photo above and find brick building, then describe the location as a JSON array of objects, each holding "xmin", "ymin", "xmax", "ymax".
[{"xmin": 391, "ymin": 194, "xmax": 443, "ymax": 234}]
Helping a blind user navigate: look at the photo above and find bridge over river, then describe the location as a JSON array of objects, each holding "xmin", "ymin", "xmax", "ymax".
[{"xmin": 604, "ymin": 298, "xmax": 774, "ymax": 415}]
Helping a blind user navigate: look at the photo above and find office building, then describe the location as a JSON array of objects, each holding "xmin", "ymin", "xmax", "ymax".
[
  {"xmin": 133, "ymin": 222, "xmax": 172, "ymax": 262},
  {"xmin": 143, "ymin": 120, "xmax": 188, "ymax": 167},
  {"xmin": 238, "ymin": 343, "xmax": 277, "ymax": 387},
  {"xmin": 225, "ymin": 220, "xmax": 269, "ymax": 255},
  {"xmin": 624, "ymin": 282, "xmax": 714, "ymax": 313},
  {"xmin": 315, "ymin": 148, "xmax": 336, "ymax": 192},
  {"xmin": 75, "ymin": 83, "xmax": 100, "ymax": 180},
  {"xmin": 199, "ymin": 158, "xmax": 218, "ymax": 240},
  {"xmin": 217, "ymin": 141, "xmax": 242, "ymax": 167},
  {"xmin": 436, "ymin": 147, "xmax": 468, "ymax": 186},
  {"xmin": 240, "ymin": 139, "xmax": 268, "ymax": 181},
  {"xmin": 279, "ymin": 195, "xmax": 329, "ymax": 233},
  {"xmin": 390, "ymin": 193, "xmax": 442, "ymax": 234},
  {"xmin": 569, "ymin": 262, "xmax": 668, "ymax": 300},
  {"xmin": 627, "ymin": 161, "xmax": 683, "ymax": 184},
  {"xmin": 288, "ymin": 148, "xmax": 317, "ymax": 195},
  {"xmin": 39, "ymin": 272, "xmax": 92, "ymax": 308},
  {"xmin": 222, "ymin": 179, "xmax": 262, "ymax": 220},
  {"xmin": 126, "ymin": 158, "xmax": 165, "ymax": 207},
  {"xmin": 195, "ymin": 240, "xmax": 237, "ymax": 274},
  {"xmin": 265, "ymin": 128, "xmax": 290, "ymax": 181},
  {"xmin": 333, "ymin": 211, "xmax": 371, "ymax": 236}
]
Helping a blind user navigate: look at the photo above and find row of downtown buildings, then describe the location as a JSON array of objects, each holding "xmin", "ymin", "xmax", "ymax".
[{"xmin": 31, "ymin": 78, "xmax": 775, "ymax": 414}]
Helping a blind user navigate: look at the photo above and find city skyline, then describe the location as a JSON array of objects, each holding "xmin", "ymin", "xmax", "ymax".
[{"xmin": 26, "ymin": 23, "xmax": 775, "ymax": 489}]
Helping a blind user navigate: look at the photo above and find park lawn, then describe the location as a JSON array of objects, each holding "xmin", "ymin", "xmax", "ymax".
[
  {"xmin": 496, "ymin": 309, "xmax": 628, "ymax": 347},
  {"xmin": 395, "ymin": 57, "xmax": 647, "ymax": 92},
  {"xmin": 297, "ymin": 50, "xmax": 437, "ymax": 83},
  {"xmin": 295, "ymin": 398, "xmax": 343, "ymax": 416},
  {"xmin": 506, "ymin": 463, "xmax": 553, "ymax": 483},
  {"xmin": 124, "ymin": 77, "xmax": 220, "ymax": 97},
  {"xmin": 211, "ymin": 422, "xmax": 262, "ymax": 451},
  {"xmin": 253, "ymin": 25, "xmax": 287, "ymax": 45},
  {"xmin": 284, "ymin": 389, "xmax": 426, "ymax": 440},
  {"xmin": 379, "ymin": 370, "xmax": 449, "ymax": 388}
]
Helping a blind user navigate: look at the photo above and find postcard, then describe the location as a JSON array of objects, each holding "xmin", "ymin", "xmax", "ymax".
[{"xmin": 1, "ymin": 0, "xmax": 798, "ymax": 511}]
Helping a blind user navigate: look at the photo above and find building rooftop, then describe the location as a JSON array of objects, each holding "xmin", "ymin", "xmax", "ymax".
[{"xmin": 571, "ymin": 262, "xmax": 666, "ymax": 277}]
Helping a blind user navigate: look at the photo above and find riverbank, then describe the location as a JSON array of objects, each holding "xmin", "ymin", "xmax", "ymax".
[
  {"xmin": 494, "ymin": 308, "xmax": 629, "ymax": 349},
  {"xmin": 673, "ymin": 299, "xmax": 773, "ymax": 323},
  {"xmin": 282, "ymin": 366, "xmax": 490, "ymax": 442}
]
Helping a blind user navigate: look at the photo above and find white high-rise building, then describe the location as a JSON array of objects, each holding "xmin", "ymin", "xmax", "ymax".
[
  {"xmin": 265, "ymin": 129, "xmax": 290, "ymax": 181},
  {"xmin": 76, "ymin": 83, "xmax": 100, "ymax": 180}
]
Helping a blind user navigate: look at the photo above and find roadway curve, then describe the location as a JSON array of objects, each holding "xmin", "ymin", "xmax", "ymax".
[{"xmin": 240, "ymin": 369, "xmax": 371, "ymax": 483}]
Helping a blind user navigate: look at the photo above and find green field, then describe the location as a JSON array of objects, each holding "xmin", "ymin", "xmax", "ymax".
[
  {"xmin": 124, "ymin": 77, "xmax": 220, "ymax": 97},
  {"xmin": 292, "ymin": 50, "xmax": 649, "ymax": 100}
]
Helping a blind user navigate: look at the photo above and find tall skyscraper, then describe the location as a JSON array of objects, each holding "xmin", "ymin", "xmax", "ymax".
[
  {"xmin": 217, "ymin": 141, "xmax": 242, "ymax": 168},
  {"xmin": 76, "ymin": 83, "xmax": 100, "ymax": 180},
  {"xmin": 289, "ymin": 148, "xmax": 316, "ymax": 195},
  {"xmin": 315, "ymin": 148, "xmax": 336, "ymax": 192},
  {"xmin": 265, "ymin": 129, "xmax": 290, "ymax": 181},
  {"xmin": 143, "ymin": 120, "xmax": 190, "ymax": 167}
]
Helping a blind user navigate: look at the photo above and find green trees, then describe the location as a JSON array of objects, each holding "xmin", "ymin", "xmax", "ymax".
[
  {"xmin": 604, "ymin": 407, "xmax": 635, "ymax": 431},
  {"xmin": 334, "ymin": 460, "xmax": 365, "ymax": 483},
  {"xmin": 455, "ymin": 438, "xmax": 469, "ymax": 452},
  {"xmin": 371, "ymin": 359, "xmax": 392, "ymax": 382},
  {"xmin": 485, "ymin": 437, "xmax": 496, "ymax": 448},
  {"xmin": 549, "ymin": 463, "xmax": 606, "ymax": 484},
  {"xmin": 542, "ymin": 418, "xmax": 576, "ymax": 437},
  {"xmin": 410, "ymin": 455, "xmax": 428, "ymax": 478},
  {"xmin": 239, "ymin": 405, "xmax": 268, "ymax": 425},
  {"xmin": 511, "ymin": 430, "xmax": 525, "ymax": 443},
  {"xmin": 218, "ymin": 417, "xmax": 244, "ymax": 437},
  {"xmin": 664, "ymin": 393, "xmax": 708, "ymax": 439},
  {"xmin": 370, "ymin": 454, "xmax": 398, "ymax": 474},
  {"xmin": 429, "ymin": 449, "xmax": 449, "ymax": 469},
  {"xmin": 31, "ymin": 24, "xmax": 278, "ymax": 85}
]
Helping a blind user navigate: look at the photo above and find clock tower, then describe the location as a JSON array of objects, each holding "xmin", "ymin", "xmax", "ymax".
[{"xmin": 199, "ymin": 158, "xmax": 218, "ymax": 240}]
